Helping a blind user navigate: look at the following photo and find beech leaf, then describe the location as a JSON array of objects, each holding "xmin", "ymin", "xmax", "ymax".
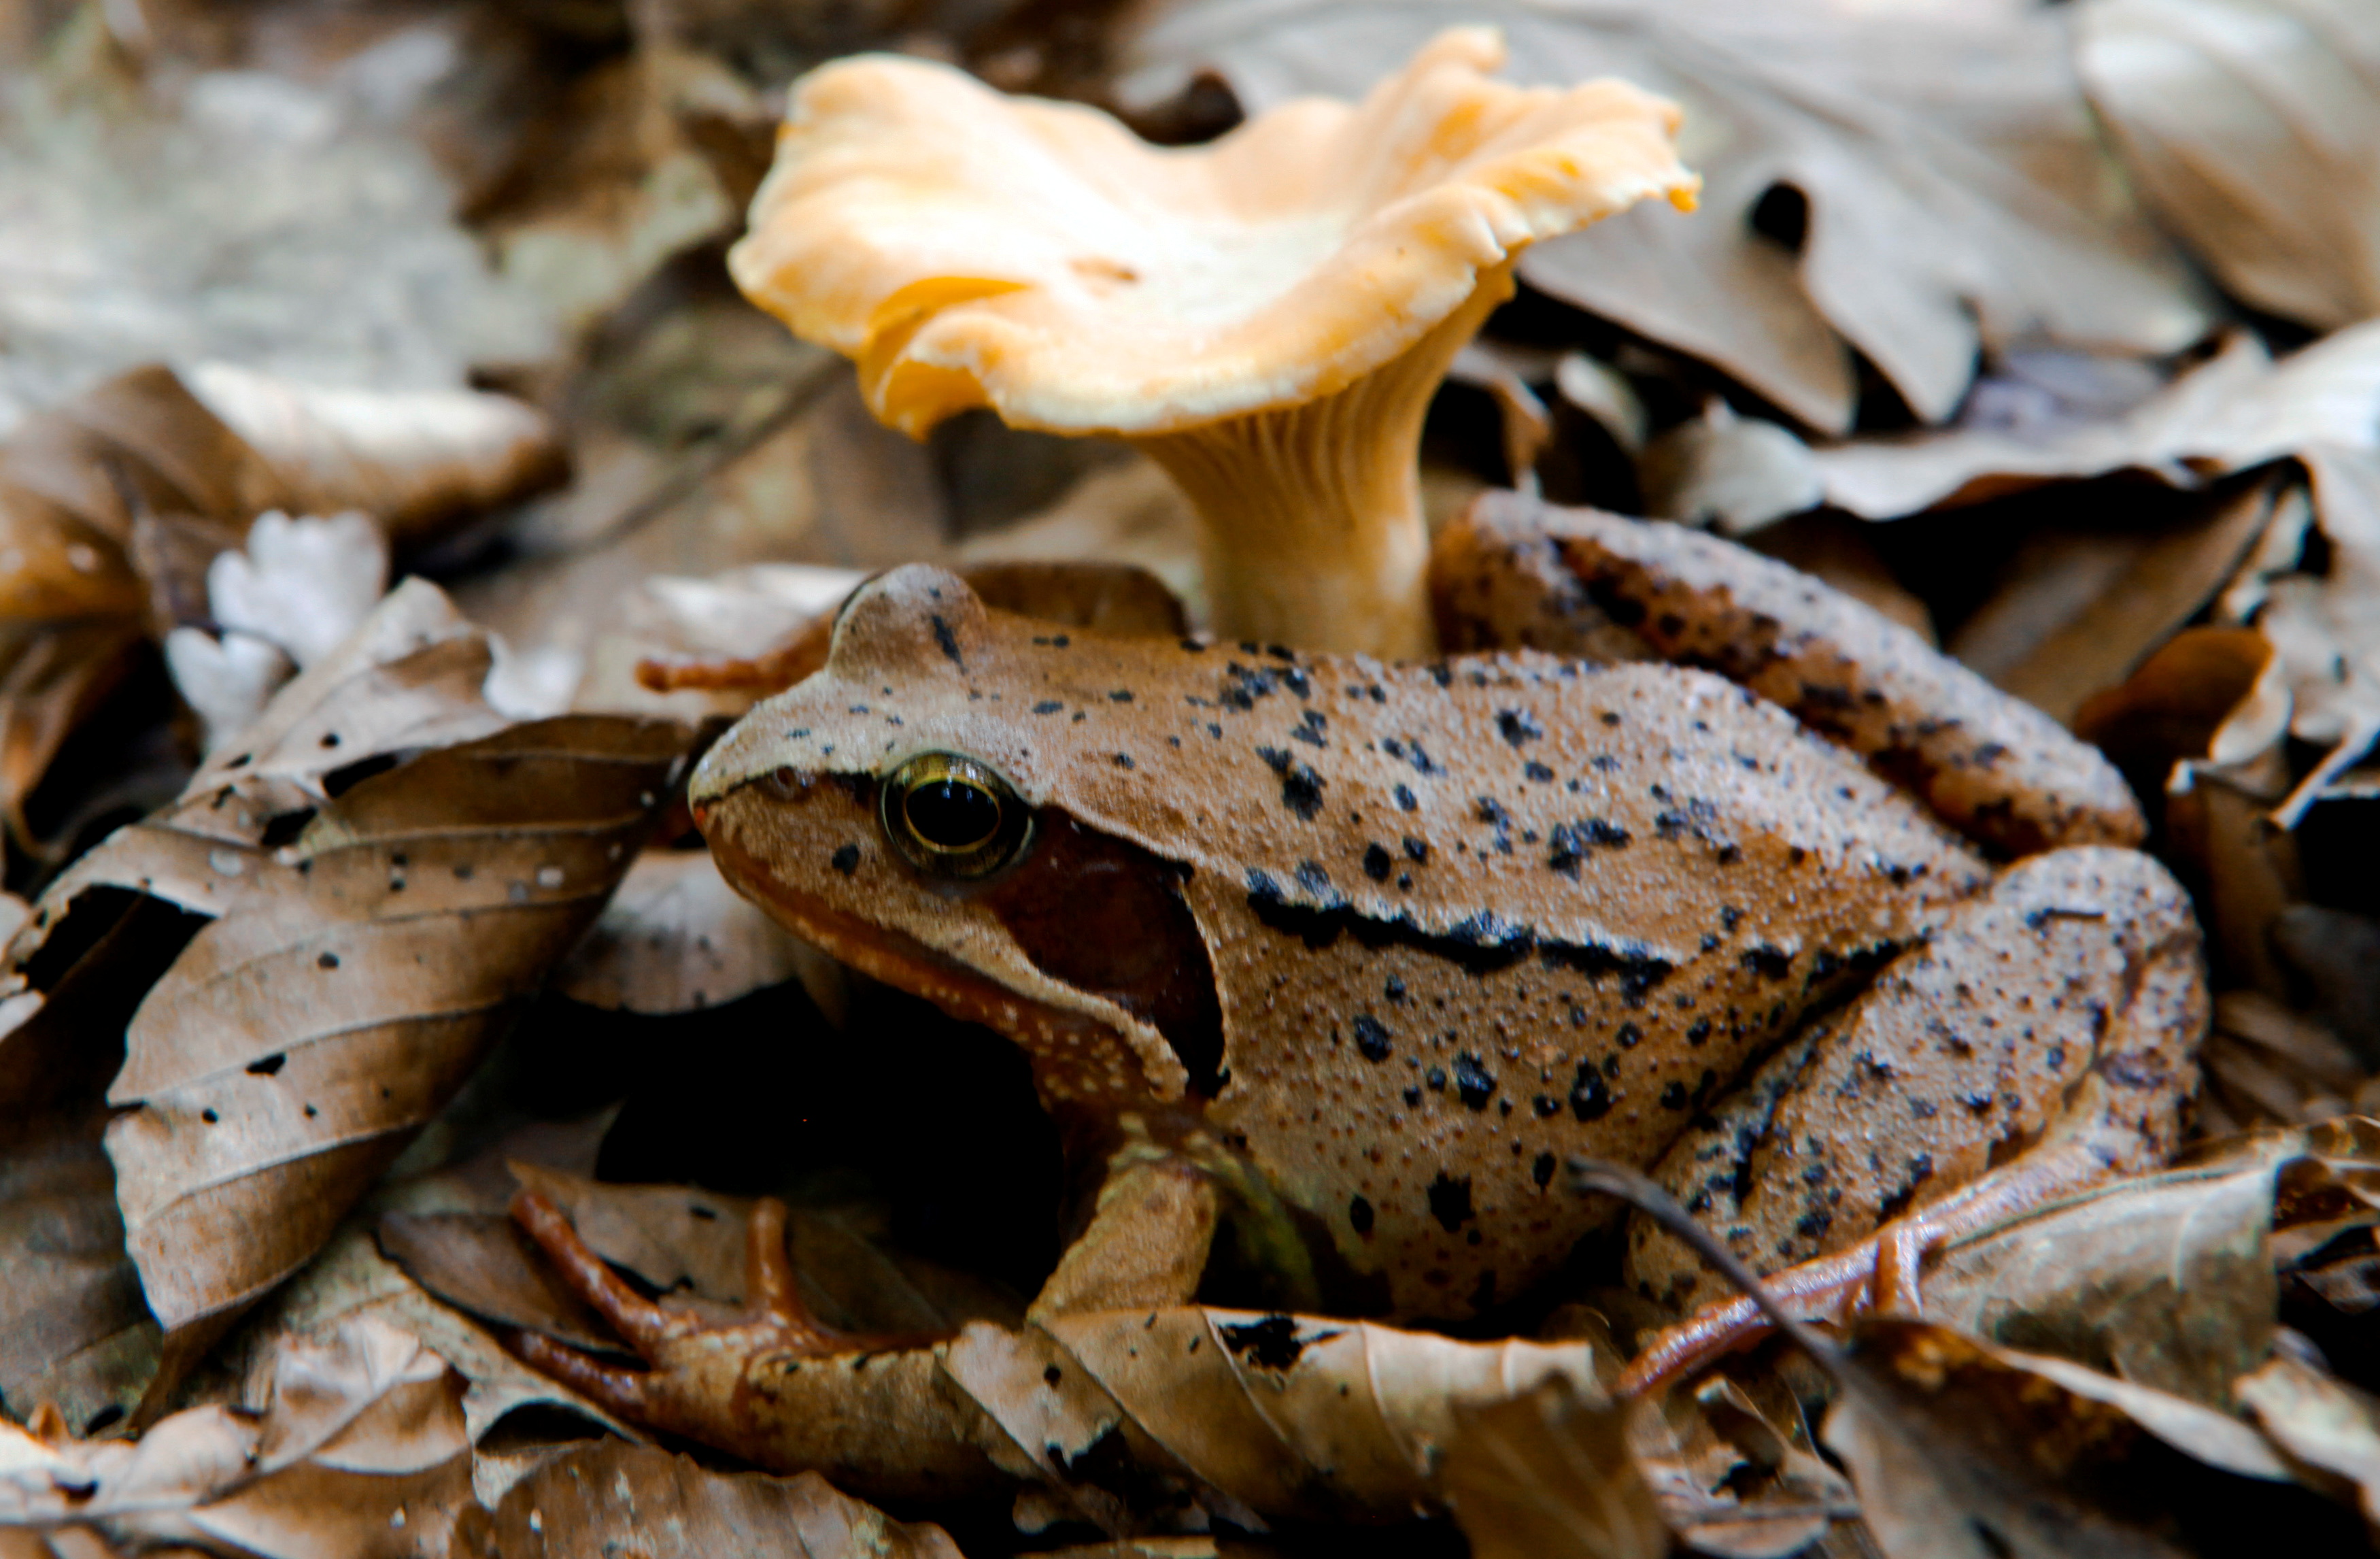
[
  {"xmin": 1121, "ymin": 0, "xmax": 2209, "ymax": 431},
  {"xmin": 0, "ymin": 1315, "xmax": 472, "ymax": 1558},
  {"xmin": 447, "ymin": 1442, "xmax": 964, "ymax": 1559},
  {"xmin": 0, "ymin": 582, "xmax": 683, "ymax": 1394},
  {"xmin": 2079, "ymin": 0, "xmax": 2380, "ymax": 331}
]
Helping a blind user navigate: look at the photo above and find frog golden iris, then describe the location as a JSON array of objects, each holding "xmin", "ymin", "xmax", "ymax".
[{"xmin": 877, "ymin": 751, "xmax": 1033, "ymax": 881}]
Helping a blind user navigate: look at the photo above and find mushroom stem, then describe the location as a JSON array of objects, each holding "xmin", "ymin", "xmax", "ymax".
[{"xmin": 1134, "ymin": 267, "xmax": 1516, "ymax": 659}]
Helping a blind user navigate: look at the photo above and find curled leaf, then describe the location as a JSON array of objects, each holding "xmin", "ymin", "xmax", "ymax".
[
  {"xmin": 0, "ymin": 1315, "xmax": 471, "ymax": 1558},
  {"xmin": 447, "ymin": 1442, "xmax": 964, "ymax": 1559}
]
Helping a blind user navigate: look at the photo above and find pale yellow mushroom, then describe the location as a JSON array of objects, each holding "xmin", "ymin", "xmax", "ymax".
[{"xmin": 729, "ymin": 28, "xmax": 1697, "ymax": 658}]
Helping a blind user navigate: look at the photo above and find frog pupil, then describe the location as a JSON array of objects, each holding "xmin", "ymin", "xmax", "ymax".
[{"xmin": 905, "ymin": 778, "xmax": 1000, "ymax": 851}]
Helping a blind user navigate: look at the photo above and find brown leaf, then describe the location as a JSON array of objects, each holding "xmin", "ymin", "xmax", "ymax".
[
  {"xmin": 0, "ymin": 1315, "xmax": 472, "ymax": 1558},
  {"xmin": 1637, "ymin": 401, "xmax": 1820, "ymax": 536},
  {"xmin": 553, "ymin": 848, "xmax": 845, "ymax": 1019},
  {"xmin": 1123, "ymin": 0, "xmax": 2207, "ymax": 431},
  {"xmin": 956, "ymin": 458, "xmax": 1205, "ymax": 625},
  {"xmin": 447, "ymin": 1441, "xmax": 964, "ymax": 1559},
  {"xmin": 0, "ymin": 583, "xmax": 682, "ymax": 1401},
  {"xmin": 1625, "ymin": 1375, "xmax": 1856, "ymax": 1559},
  {"xmin": 949, "ymin": 1308, "xmax": 1614, "ymax": 1526},
  {"xmin": 1823, "ymin": 1320, "xmax": 2309, "ymax": 1559},
  {"xmin": 1440, "ymin": 1375, "xmax": 1667, "ymax": 1559},
  {"xmin": 1918, "ymin": 1129, "xmax": 2299, "ymax": 1406},
  {"xmin": 0, "ymin": 618, "xmax": 146, "ymax": 849},
  {"xmin": 1962, "ymin": 475, "xmax": 2278, "ymax": 724},
  {"xmin": 2237, "ymin": 1354, "xmax": 2380, "ymax": 1533},
  {"xmin": 2079, "ymin": 0, "xmax": 2380, "ymax": 331},
  {"xmin": 1811, "ymin": 323, "xmax": 2380, "ymax": 518},
  {"xmin": 186, "ymin": 1111, "xmax": 634, "ymax": 1452},
  {"xmin": 178, "ymin": 365, "xmax": 564, "ymax": 548}
]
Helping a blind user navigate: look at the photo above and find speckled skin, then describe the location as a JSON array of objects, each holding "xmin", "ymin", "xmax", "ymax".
[
  {"xmin": 1434, "ymin": 494, "xmax": 2148, "ymax": 857},
  {"xmin": 690, "ymin": 555, "xmax": 2199, "ymax": 1325}
]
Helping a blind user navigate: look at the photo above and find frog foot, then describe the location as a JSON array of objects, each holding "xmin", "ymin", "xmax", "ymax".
[
  {"xmin": 505, "ymin": 1190, "xmax": 944, "ymax": 1430},
  {"xmin": 1614, "ymin": 1128, "xmax": 2120, "ymax": 1396}
]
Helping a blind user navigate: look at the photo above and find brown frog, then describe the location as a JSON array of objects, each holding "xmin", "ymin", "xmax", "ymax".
[{"xmin": 509, "ymin": 497, "xmax": 2204, "ymax": 1460}]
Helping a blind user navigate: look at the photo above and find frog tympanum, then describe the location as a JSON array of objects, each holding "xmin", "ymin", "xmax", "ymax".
[{"xmin": 509, "ymin": 499, "xmax": 2204, "ymax": 1460}]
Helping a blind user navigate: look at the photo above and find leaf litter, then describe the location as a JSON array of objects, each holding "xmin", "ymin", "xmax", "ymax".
[{"xmin": 9, "ymin": 0, "xmax": 2380, "ymax": 1553}]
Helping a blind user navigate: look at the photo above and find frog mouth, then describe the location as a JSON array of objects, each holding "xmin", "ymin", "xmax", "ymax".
[{"xmin": 704, "ymin": 823, "xmax": 1183, "ymax": 1105}]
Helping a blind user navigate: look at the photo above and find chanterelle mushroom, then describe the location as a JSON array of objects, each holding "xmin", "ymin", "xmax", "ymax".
[{"xmin": 729, "ymin": 28, "xmax": 1697, "ymax": 657}]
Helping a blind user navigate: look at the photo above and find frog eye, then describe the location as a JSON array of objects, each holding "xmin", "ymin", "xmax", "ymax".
[{"xmin": 879, "ymin": 752, "xmax": 1032, "ymax": 881}]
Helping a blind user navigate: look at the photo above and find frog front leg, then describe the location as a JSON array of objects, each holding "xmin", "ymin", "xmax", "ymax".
[{"xmin": 1616, "ymin": 844, "xmax": 2206, "ymax": 1391}]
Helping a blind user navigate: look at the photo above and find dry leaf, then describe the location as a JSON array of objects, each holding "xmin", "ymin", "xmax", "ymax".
[
  {"xmin": 1636, "ymin": 400, "xmax": 1820, "ymax": 536},
  {"xmin": 900, "ymin": 1307, "xmax": 1611, "ymax": 1528},
  {"xmin": 1121, "ymin": 0, "xmax": 2207, "ymax": 432},
  {"xmin": 1810, "ymin": 323, "xmax": 2380, "ymax": 518},
  {"xmin": 1822, "ymin": 1320, "xmax": 2315, "ymax": 1559},
  {"xmin": 2079, "ymin": 0, "xmax": 2380, "ymax": 331},
  {"xmin": 956, "ymin": 458, "xmax": 1205, "ymax": 624},
  {"xmin": 553, "ymin": 848, "xmax": 845, "ymax": 1018},
  {"xmin": 1918, "ymin": 1128, "xmax": 2300, "ymax": 1406},
  {"xmin": 1625, "ymin": 1375, "xmax": 1856, "ymax": 1559},
  {"xmin": 2237, "ymin": 1354, "xmax": 2380, "ymax": 1532},
  {"xmin": 0, "ymin": 43, "xmax": 552, "ymax": 434},
  {"xmin": 0, "ymin": 582, "xmax": 683, "ymax": 1403},
  {"xmin": 0, "ymin": 1315, "xmax": 472, "ymax": 1558},
  {"xmin": 183, "ymin": 1109, "xmax": 636, "ymax": 1457},
  {"xmin": 1440, "ymin": 1375, "xmax": 1667, "ymax": 1559},
  {"xmin": 447, "ymin": 1441, "xmax": 964, "ymax": 1559},
  {"xmin": 1958, "ymin": 475, "xmax": 2277, "ymax": 724},
  {"xmin": 2202, "ymin": 991, "xmax": 2367, "ymax": 1128},
  {"xmin": 179, "ymin": 366, "xmax": 564, "ymax": 547}
]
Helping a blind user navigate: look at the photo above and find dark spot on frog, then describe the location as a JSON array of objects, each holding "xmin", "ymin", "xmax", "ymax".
[
  {"xmin": 1291, "ymin": 710, "xmax": 1327, "ymax": 745},
  {"xmin": 1524, "ymin": 762, "xmax": 1554, "ymax": 782},
  {"xmin": 1113, "ymin": 753, "xmax": 1135, "ymax": 769},
  {"xmin": 1545, "ymin": 818, "xmax": 1629, "ymax": 877},
  {"xmin": 1496, "ymin": 709, "xmax": 1544, "ymax": 746},
  {"xmin": 1349, "ymin": 1195, "xmax": 1375, "ymax": 1235},
  {"xmin": 1384, "ymin": 975, "xmax": 1407, "ymax": 1003},
  {"xmin": 1394, "ymin": 784, "xmax": 1419, "ymax": 812},
  {"xmin": 1033, "ymin": 700, "xmax": 1064, "ymax": 715},
  {"xmin": 1255, "ymin": 747, "xmax": 1326, "ymax": 818},
  {"xmin": 318, "ymin": 952, "xmax": 339, "ymax": 970},
  {"xmin": 246, "ymin": 1053, "xmax": 284, "ymax": 1076},
  {"xmin": 1600, "ymin": 711, "xmax": 1622, "ymax": 726},
  {"xmin": 930, "ymin": 614, "xmax": 964, "ymax": 668},
  {"xmin": 1426, "ymin": 1066, "xmax": 1446, "ymax": 1091},
  {"xmin": 1570, "ymin": 1061, "xmax": 1612, "ymax": 1121},
  {"xmin": 1218, "ymin": 1315, "xmax": 1312, "ymax": 1371},
  {"xmin": 1404, "ymin": 1085, "xmax": 1423, "ymax": 1105},
  {"xmin": 1455, "ymin": 1052, "xmax": 1495, "ymax": 1110},
  {"xmin": 1363, "ymin": 843, "xmax": 1392, "ymax": 881},
  {"xmin": 1427, "ymin": 1172, "xmax": 1475, "ymax": 1232},
  {"xmin": 1402, "ymin": 837, "xmax": 1428, "ymax": 863},
  {"xmin": 1351, "ymin": 1015, "xmax": 1393, "ymax": 1062},
  {"xmin": 1533, "ymin": 1152, "xmax": 1557, "ymax": 1188},
  {"xmin": 1687, "ymin": 1018, "xmax": 1712, "ymax": 1046},
  {"xmin": 1475, "ymin": 796, "xmax": 1510, "ymax": 826},
  {"xmin": 1108, "ymin": 690, "xmax": 1133, "ymax": 702},
  {"xmin": 1741, "ymin": 944, "xmax": 1794, "ymax": 979},
  {"xmin": 1616, "ymin": 1023, "xmax": 1641, "ymax": 1049},
  {"xmin": 1043, "ymin": 1364, "xmax": 1062, "ymax": 1386},
  {"xmin": 1661, "ymin": 1080, "xmax": 1690, "ymax": 1109},
  {"xmin": 830, "ymin": 843, "xmax": 861, "ymax": 875},
  {"xmin": 1533, "ymin": 1094, "xmax": 1560, "ymax": 1118}
]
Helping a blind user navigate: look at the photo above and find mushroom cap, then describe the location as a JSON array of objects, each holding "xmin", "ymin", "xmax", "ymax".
[{"xmin": 728, "ymin": 28, "xmax": 1699, "ymax": 439}]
